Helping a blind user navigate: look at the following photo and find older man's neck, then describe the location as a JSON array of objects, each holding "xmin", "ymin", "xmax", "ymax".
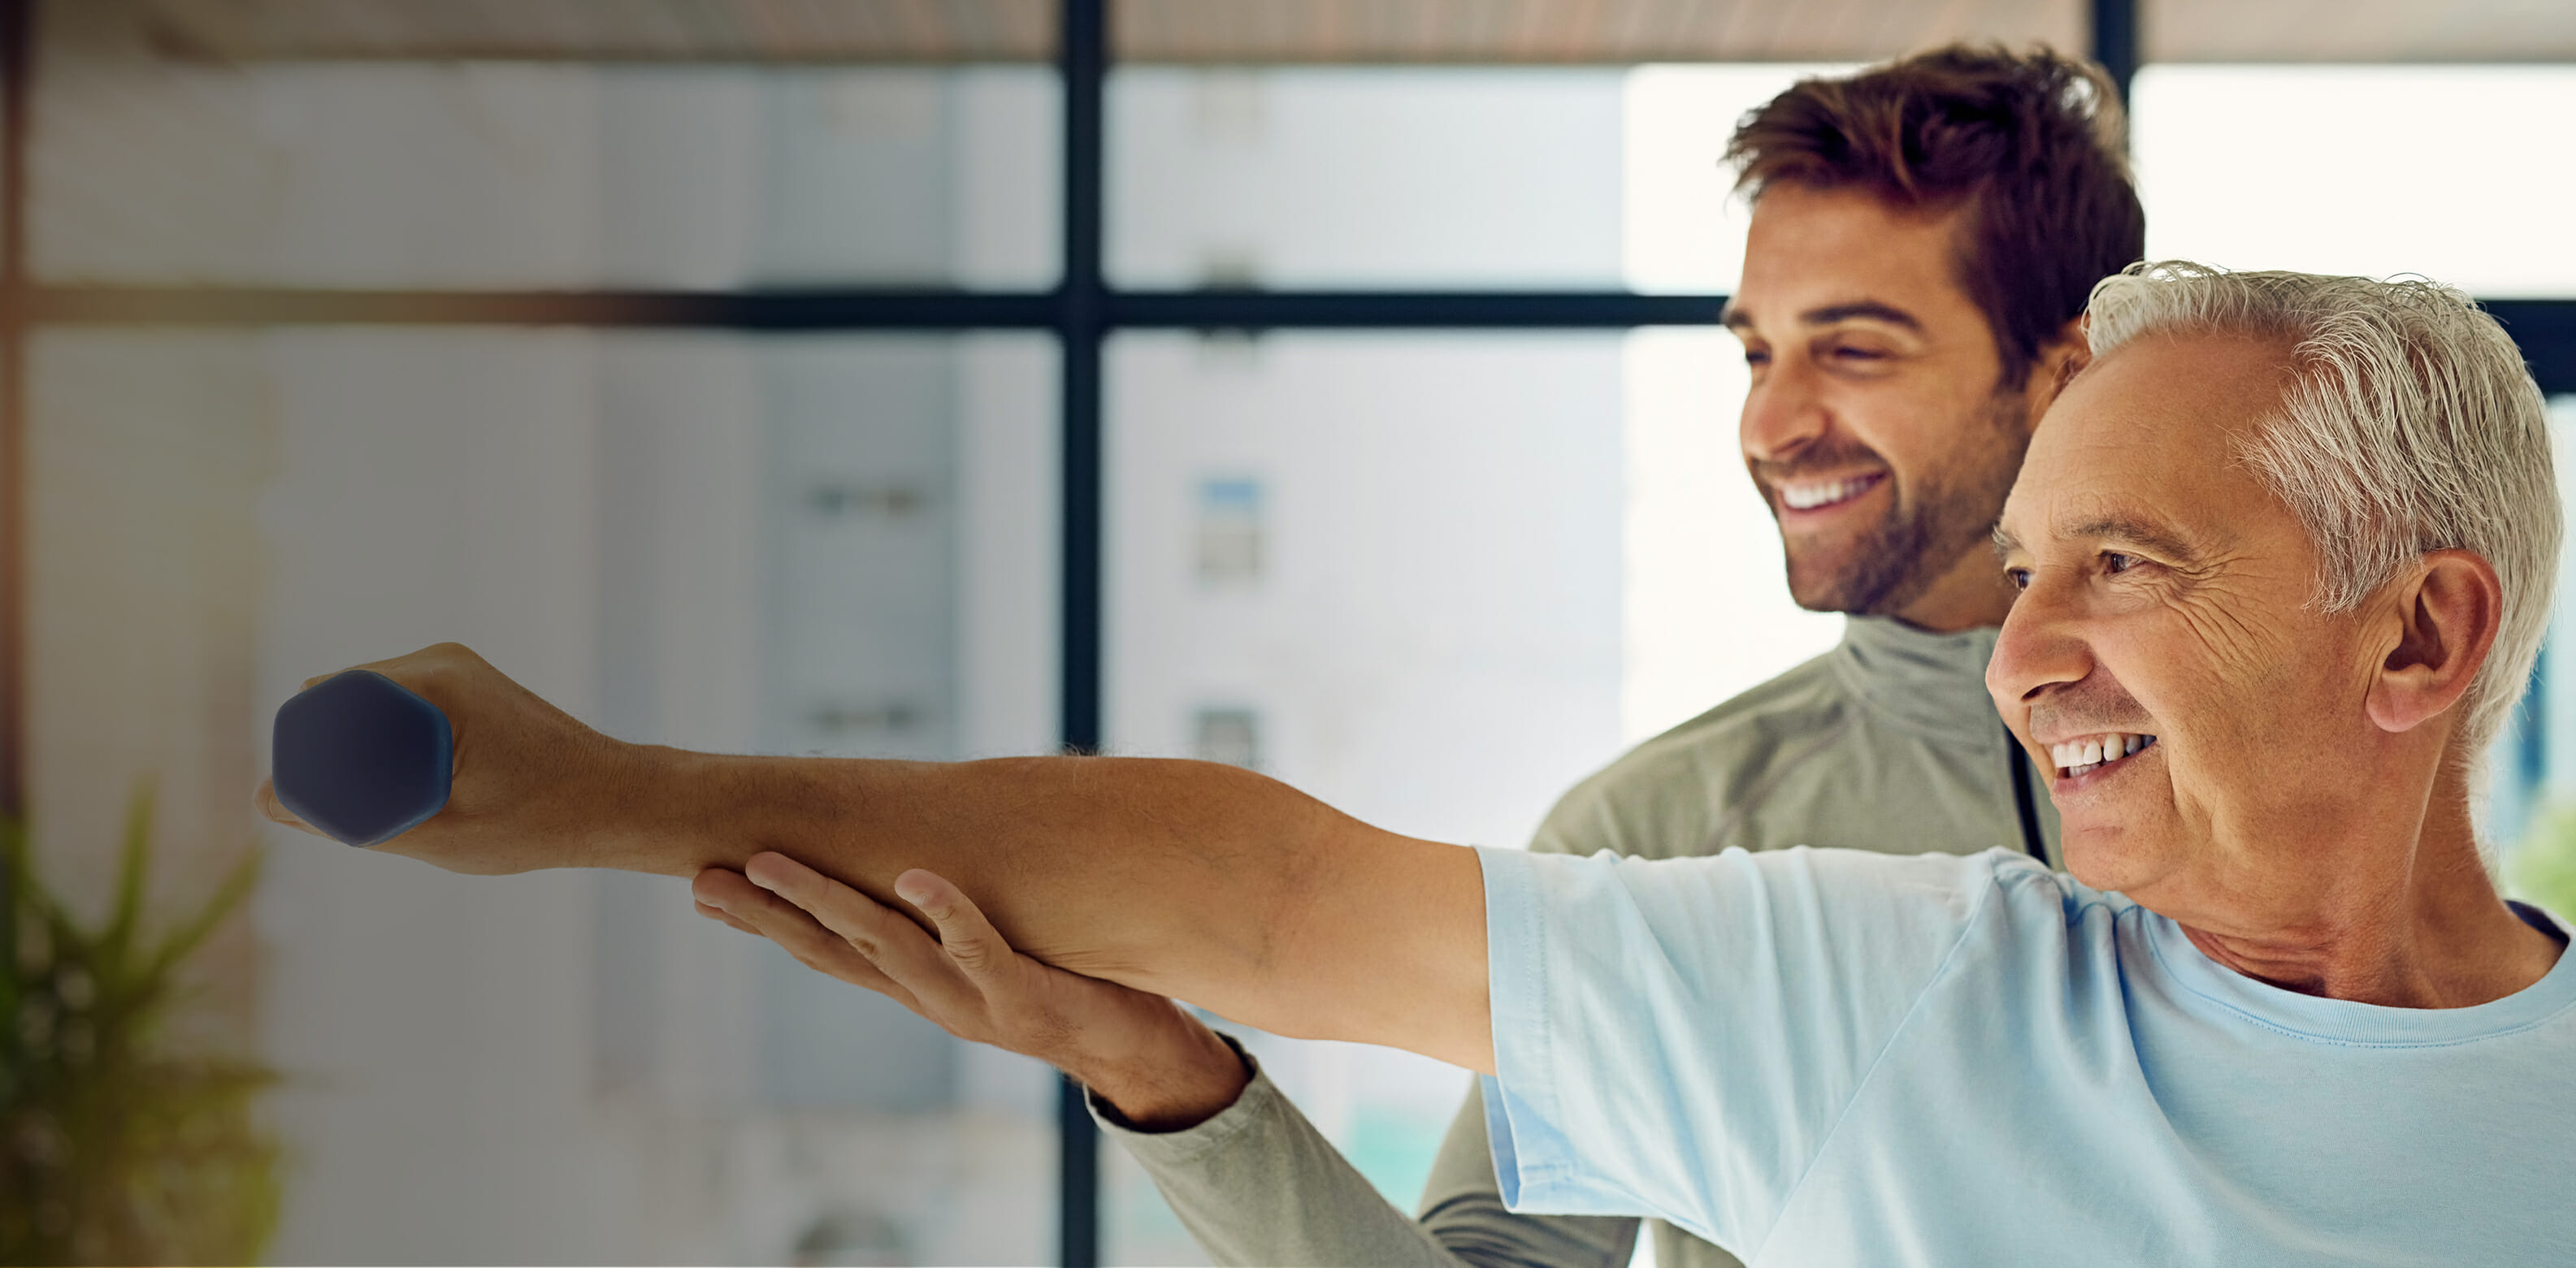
[{"xmin": 2183, "ymin": 785, "xmax": 2564, "ymax": 1009}]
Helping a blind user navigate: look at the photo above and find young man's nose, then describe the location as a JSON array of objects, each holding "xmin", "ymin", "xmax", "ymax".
[{"xmin": 1740, "ymin": 357, "xmax": 1831, "ymax": 463}]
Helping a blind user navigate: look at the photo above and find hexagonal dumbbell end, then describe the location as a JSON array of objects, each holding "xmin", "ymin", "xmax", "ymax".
[{"xmin": 271, "ymin": 670, "xmax": 453, "ymax": 846}]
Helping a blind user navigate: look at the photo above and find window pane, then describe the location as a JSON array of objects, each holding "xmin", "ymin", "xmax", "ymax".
[
  {"xmin": 1109, "ymin": 68, "xmax": 1625, "ymax": 289},
  {"xmin": 37, "ymin": 56, "xmax": 1059, "ymax": 290},
  {"xmin": 1101, "ymin": 330, "xmax": 1837, "ymax": 1262},
  {"xmin": 1621, "ymin": 63, "xmax": 1861, "ymax": 293},
  {"xmin": 2133, "ymin": 66, "xmax": 2576, "ymax": 295},
  {"xmin": 34, "ymin": 327, "xmax": 1060, "ymax": 1263}
]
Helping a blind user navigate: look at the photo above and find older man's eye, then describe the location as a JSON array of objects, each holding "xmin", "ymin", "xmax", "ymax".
[{"xmin": 2105, "ymin": 552, "xmax": 2138, "ymax": 573}]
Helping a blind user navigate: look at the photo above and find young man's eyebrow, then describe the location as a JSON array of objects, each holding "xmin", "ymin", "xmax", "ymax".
[
  {"xmin": 1801, "ymin": 301, "xmax": 1922, "ymax": 330},
  {"xmin": 1719, "ymin": 300, "xmax": 1923, "ymax": 333}
]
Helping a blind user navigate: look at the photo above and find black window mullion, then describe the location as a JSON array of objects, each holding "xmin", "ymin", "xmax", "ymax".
[{"xmin": 1055, "ymin": 2, "xmax": 1109, "ymax": 1266}]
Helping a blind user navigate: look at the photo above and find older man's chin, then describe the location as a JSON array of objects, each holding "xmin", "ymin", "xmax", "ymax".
[
  {"xmin": 2045, "ymin": 775, "xmax": 2179, "ymax": 896},
  {"xmin": 2054, "ymin": 829, "xmax": 2154, "ymax": 894}
]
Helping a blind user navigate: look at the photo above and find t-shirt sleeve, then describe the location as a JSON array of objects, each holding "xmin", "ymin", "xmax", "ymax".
[{"xmin": 1477, "ymin": 844, "xmax": 2002, "ymax": 1257}]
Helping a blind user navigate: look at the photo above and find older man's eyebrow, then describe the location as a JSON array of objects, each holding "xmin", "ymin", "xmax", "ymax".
[{"xmin": 2061, "ymin": 513, "xmax": 2204, "ymax": 561}]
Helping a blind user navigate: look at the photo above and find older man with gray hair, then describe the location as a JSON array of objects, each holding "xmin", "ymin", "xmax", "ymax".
[{"xmin": 268, "ymin": 263, "xmax": 2574, "ymax": 1262}]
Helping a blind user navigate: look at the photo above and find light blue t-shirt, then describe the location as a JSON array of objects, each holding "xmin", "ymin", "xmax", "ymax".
[{"xmin": 1477, "ymin": 845, "xmax": 2576, "ymax": 1266}]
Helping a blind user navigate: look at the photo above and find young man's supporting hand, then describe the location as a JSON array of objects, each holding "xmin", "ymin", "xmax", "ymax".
[{"xmin": 696, "ymin": 852, "xmax": 1255, "ymax": 1130}]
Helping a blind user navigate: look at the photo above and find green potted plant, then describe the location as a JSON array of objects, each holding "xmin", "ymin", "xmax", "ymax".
[{"xmin": 1, "ymin": 787, "xmax": 281, "ymax": 1265}]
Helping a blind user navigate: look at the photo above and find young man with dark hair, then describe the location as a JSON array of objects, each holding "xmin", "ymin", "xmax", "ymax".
[{"xmin": 744, "ymin": 44, "xmax": 2145, "ymax": 1268}]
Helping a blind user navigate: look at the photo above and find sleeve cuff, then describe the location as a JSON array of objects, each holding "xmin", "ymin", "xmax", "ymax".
[{"xmin": 1085, "ymin": 1031, "xmax": 1282, "ymax": 1162}]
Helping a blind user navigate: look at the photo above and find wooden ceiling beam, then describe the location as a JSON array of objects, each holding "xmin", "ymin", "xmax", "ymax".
[{"xmin": 124, "ymin": 0, "xmax": 2576, "ymax": 66}]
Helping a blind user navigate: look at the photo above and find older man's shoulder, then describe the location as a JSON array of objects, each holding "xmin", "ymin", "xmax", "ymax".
[{"xmin": 1532, "ymin": 651, "xmax": 1855, "ymax": 862}]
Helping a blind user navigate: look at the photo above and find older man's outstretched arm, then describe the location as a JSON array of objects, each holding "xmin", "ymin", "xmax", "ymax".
[{"xmin": 256, "ymin": 643, "xmax": 1493, "ymax": 1072}]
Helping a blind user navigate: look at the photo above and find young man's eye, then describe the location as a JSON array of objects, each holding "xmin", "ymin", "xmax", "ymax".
[
  {"xmin": 1743, "ymin": 348, "xmax": 1771, "ymax": 368},
  {"xmin": 2006, "ymin": 567, "xmax": 2032, "ymax": 591}
]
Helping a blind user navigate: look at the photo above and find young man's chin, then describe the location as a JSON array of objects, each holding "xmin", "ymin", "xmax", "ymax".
[{"xmin": 1780, "ymin": 545, "xmax": 1897, "ymax": 615}]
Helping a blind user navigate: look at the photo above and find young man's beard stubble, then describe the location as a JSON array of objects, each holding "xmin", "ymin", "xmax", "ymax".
[{"xmin": 1754, "ymin": 387, "xmax": 2034, "ymax": 619}]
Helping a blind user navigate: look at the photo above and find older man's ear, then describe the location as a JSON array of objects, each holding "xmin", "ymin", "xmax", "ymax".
[
  {"xmin": 2027, "ymin": 318, "xmax": 2092, "ymax": 421},
  {"xmin": 2366, "ymin": 548, "xmax": 2505, "ymax": 736}
]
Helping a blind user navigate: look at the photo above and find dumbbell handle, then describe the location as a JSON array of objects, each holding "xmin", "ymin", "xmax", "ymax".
[{"xmin": 270, "ymin": 670, "xmax": 453, "ymax": 847}]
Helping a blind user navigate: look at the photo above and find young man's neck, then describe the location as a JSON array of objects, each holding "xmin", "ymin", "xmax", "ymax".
[{"xmin": 1886, "ymin": 546, "xmax": 2021, "ymax": 633}]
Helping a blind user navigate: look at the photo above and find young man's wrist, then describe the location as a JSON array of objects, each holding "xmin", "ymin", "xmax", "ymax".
[{"xmin": 1075, "ymin": 1011, "xmax": 1253, "ymax": 1133}]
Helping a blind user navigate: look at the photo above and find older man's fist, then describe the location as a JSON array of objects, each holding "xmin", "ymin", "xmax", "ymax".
[{"xmin": 256, "ymin": 643, "xmax": 675, "ymax": 876}]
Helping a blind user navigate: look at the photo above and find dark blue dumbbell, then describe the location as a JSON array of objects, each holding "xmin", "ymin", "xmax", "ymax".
[{"xmin": 271, "ymin": 670, "xmax": 453, "ymax": 846}]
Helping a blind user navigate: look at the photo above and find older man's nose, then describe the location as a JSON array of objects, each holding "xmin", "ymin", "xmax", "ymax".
[
  {"xmin": 1988, "ymin": 575, "xmax": 2093, "ymax": 707},
  {"xmin": 1741, "ymin": 357, "xmax": 1829, "ymax": 464}
]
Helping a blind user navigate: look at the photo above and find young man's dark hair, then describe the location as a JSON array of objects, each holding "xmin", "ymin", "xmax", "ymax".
[{"xmin": 1730, "ymin": 45, "xmax": 2146, "ymax": 387}]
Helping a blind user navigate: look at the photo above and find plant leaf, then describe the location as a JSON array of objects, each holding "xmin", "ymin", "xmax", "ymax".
[
  {"xmin": 143, "ymin": 846, "xmax": 263, "ymax": 985},
  {"xmin": 0, "ymin": 816, "xmax": 21, "ymax": 1067},
  {"xmin": 102, "ymin": 781, "xmax": 159, "ymax": 974}
]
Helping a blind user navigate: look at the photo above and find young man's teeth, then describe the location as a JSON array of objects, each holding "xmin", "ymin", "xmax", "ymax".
[
  {"xmin": 1780, "ymin": 476, "xmax": 1878, "ymax": 511},
  {"xmin": 2049, "ymin": 733, "xmax": 2156, "ymax": 777}
]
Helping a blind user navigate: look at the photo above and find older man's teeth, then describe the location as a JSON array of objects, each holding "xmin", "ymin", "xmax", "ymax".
[
  {"xmin": 2049, "ymin": 733, "xmax": 2157, "ymax": 778},
  {"xmin": 1779, "ymin": 475, "xmax": 1882, "ymax": 511}
]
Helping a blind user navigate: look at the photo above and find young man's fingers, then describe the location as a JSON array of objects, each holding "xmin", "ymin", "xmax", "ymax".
[
  {"xmin": 741, "ymin": 852, "xmax": 920, "ymax": 950},
  {"xmin": 893, "ymin": 868, "xmax": 1017, "ymax": 985},
  {"xmin": 738, "ymin": 855, "xmax": 987, "ymax": 1016},
  {"xmin": 693, "ymin": 868, "xmax": 922, "ymax": 1011},
  {"xmin": 693, "ymin": 900, "xmax": 761, "ymax": 937}
]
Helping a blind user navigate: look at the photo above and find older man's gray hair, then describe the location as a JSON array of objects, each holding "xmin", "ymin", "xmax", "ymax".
[{"xmin": 2082, "ymin": 262, "xmax": 2561, "ymax": 759}]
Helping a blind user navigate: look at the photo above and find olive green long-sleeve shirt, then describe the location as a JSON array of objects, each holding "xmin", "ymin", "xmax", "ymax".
[{"xmin": 1094, "ymin": 615, "xmax": 2059, "ymax": 1268}]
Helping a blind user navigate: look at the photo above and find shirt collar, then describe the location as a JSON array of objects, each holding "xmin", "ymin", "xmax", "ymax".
[{"xmin": 1829, "ymin": 615, "xmax": 2005, "ymax": 738}]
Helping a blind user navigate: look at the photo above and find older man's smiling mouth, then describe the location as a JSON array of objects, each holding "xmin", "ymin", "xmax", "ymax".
[{"xmin": 2049, "ymin": 732, "xmax": 2157, "ymax": 781}]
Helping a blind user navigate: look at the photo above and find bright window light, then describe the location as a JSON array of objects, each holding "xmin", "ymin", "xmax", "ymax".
[
  {"xmin": 2135, "ymin": 66, "xmax": 2576, "ymax": 295},
  {"xmin": 1622, "ymin": 66, "xmax": 1853, "ymax": 744},
  {"xmin": 1623, "ymin": 63, "xmax": 1859, "ymax": 293}
]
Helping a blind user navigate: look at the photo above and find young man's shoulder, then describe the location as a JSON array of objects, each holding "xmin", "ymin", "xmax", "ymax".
[{"xmin": 1532, "ymin": 650, "xmax": 1855, "ymax": 860}]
